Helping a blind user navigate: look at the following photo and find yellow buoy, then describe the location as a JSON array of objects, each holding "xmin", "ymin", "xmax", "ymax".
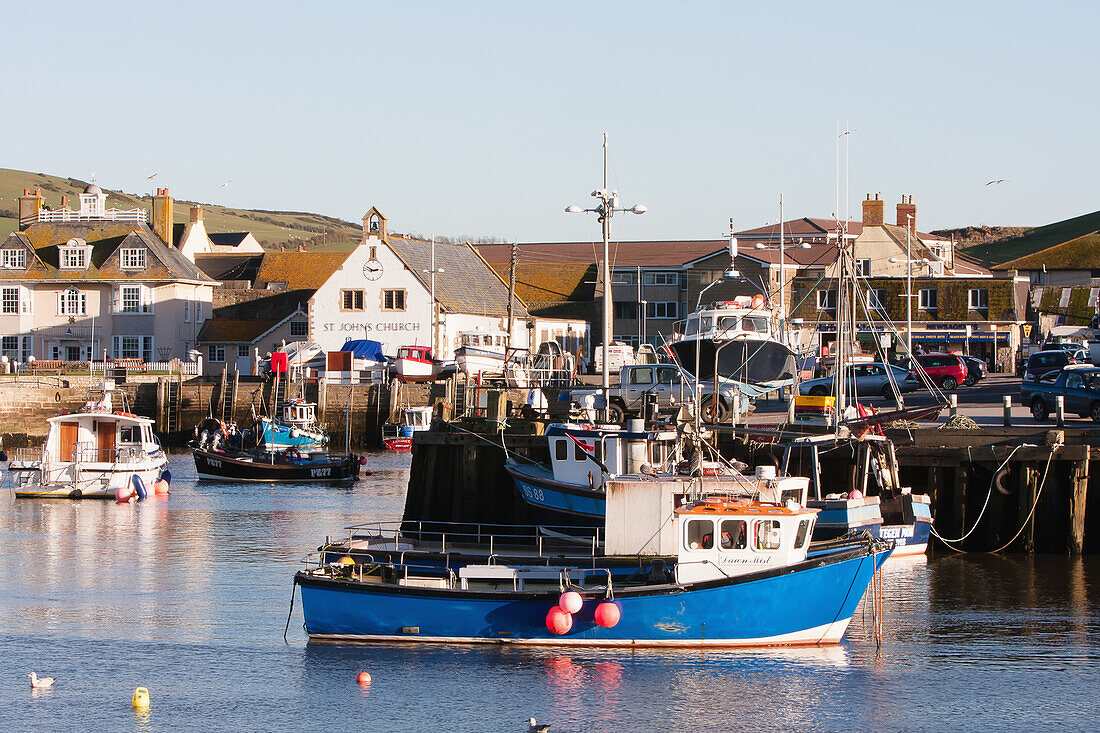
[
  {"xmin": 132, "ymin": 687, "xmax": 150, "ymax": 709},
  {"xmin": 337, "ymin": 556, "xmax": 355, "ymax": 565}
]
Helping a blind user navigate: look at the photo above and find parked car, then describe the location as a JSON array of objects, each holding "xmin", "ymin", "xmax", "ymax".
[
  {"xmin": 798, "ymin": 362, "xmax": 920, "ymax": 400},
  {"xmin": 909, "ymin": 353, "xmax": 969, "ymax": 391},
  {"xmin": 1021, "ymin": 365, "xmax": 1100, "ymax": 422},
  {"xmin": 962, "ymin": 355, "xmax": 988, "ymax": 386},
  {"xmin": 1023, "ymin": 350, "xmax": 1083, "ymax": 382}
]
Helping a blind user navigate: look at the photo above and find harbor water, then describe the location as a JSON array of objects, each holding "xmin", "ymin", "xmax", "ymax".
[{"xmin": 2, "ymin": 453, "xmax": 1098, "ymax": 731}]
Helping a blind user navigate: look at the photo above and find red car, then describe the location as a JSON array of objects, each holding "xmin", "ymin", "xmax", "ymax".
[{"xmin": 911, "ymin": 353, "xmax": 969, "ymax": 391}]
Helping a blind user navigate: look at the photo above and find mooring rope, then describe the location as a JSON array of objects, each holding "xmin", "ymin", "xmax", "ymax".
[
  {"xmin": 930, "ymin": 444, "xmax": 1024, "ymax": 546},
  {"xmin": 283, "ymin": 580, "xmax": 297, "ymax": 645},
  {"xmin": 985, "ymin": 444, "xmax": 1061, "ymax": 554}
]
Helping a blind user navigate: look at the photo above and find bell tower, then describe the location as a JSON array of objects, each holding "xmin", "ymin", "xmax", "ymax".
[{"xmin": 362, "ymin": 206, "xmax": 387, "ymax": 240}]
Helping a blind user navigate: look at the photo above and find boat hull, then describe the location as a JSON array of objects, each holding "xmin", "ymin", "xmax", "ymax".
[
  {"xmin": 296, "ymin": 544, "xmax": 888, "ymax": 647},
  {"xmin": 671, "ymin": 338, "xmax": 796, "ymax": 384},
  {"xmin": 505, "ymin": 462, "xmax": 604, "ymax": 531},
  {"xmin": 12, "ymin": 461, "xmax": 167, "ymax": 499},
  {"xmin": 455, "ymin": 347, "xmax": 505, "ymax": 376},
  {"xmin": 395, "ymin": 358, "xmax": 441, "ymax": 383},
  {"xmin": 191, "ymin": 447, "xmax": 360, "ymax": 483}
]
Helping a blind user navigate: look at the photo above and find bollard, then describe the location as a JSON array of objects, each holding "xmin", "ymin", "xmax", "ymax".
[
  {"xmin": 1056, "ymin": 395, "xmax": 1065, "ymax": 427},
  {"xmin": 1003, "ymin": 395, "xmax": 1012, "ymax": 427},
  {"xmin": 949, "ymin": 393, "xmax": 958, "ymax": 418}
]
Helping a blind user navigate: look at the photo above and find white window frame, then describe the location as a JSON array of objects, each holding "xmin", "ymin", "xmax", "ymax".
[
  {"xmin": 968, "ymin": 288, "xmax": 988, "ymax": 310},
  {"xmin": 121, "ymin": 248, "xmax": 147, "ymax": 269},
  {"xmin": 645, "ymin": 301, "xmax": 678, "ymax": 319},
  {"xmin": 1, "ymin": 287, "xmax": 18, "ymax": 314},
  {"xmin": 610, "ymin": 271, "xmax": 637, "ymax": 285},
  {"xmin": 207, "ymin": 344, "xmax": 225, "ymax": 362},
  {"xmin": 643, "ymin": 272, "xmax": 678, "ymax": 286},
  {"xmin": 1, "ymin": 249, "xmax": 26, "ymax": 269},
  {"xmin": 856, "ymin": 259, "xmax": 871, "ymax": 276},
  {"xmin": 869, "ymin": 288, "xmax": 886, "ymax": 313},
  {"xmin": 183, "ymin": 300, "xmax": 190, "ymax": 322},
  {"xmin": 117, "ymin": 284, "xmax": 151, "ymax": 314},
  {"xmin": 817, "ymin": 290, "xmax": 837, "ymax": 312},
  {"xmin": 919, "ymin": 289, "xmax": 938, "ymax": 311},
  {"xmin": 60, "ymin": 248, "xmax": 87, "ymax": 269},
  {"xmin": 59, "ymin": 288, "xmax": 87, "ymax": 316},
  {"xmin": 113, "ymin": 335, "xmax": 142, "ymax": 360}
]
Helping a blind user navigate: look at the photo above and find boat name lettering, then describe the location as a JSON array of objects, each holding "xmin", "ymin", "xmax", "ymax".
[
  {"xmin": 719, "ymin": 557, "xmax": 771, "ymax": 565},
  {"xmin": 321, "ymin": 322, "xmax": 422, "ymax": 333},
  {"xmin": 519, "ymin": 485, "xmax": 545, "ymax": 503},
  {"xmin": 310, "ymin": 467, "xmax": 332, "ymax": 477},
  {"xmin": 208, "ymin": 458, "xmax": 222, "ymax": 468},
  {"xmin": 879, "ymin": 527, "xmax": 914, "ymax": 539}
]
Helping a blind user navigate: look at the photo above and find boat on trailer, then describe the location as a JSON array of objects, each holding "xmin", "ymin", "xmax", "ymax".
[
  {"xmin": 295, "ymin": 473, "xmax": 892, "ymax": 647},
  {"xmin": 9, "ymin": 380, "xmax": 168, "ymax": 499}
]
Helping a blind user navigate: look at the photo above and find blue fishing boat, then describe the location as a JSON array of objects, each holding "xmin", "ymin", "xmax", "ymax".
[
  {"xmin": 295, "ymin": 475, "xmax": 892, "ymax": 647},
  {"xmin": 504, "ymin": 422, "xmax": 678, "ymax": 530}
]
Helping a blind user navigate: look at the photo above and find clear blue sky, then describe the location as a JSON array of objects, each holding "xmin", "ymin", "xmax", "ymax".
[{"xmin": 3, "ymin": 1, "xmax": 1096, "ymax": 242}]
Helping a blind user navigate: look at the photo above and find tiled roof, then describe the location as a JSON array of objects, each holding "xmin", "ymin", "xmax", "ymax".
[
  {"xmin": 488, "ymin": 262, "xmax": 595, "ymax": 305},
  {"xmin": 389, "ymin": 236, "xmax": 527, "ymax": 318},
  {"xmin": 0, "ymin": 221, "xmax": 213, "ymax": 283},
  {"xmin": 253, "ymin": 252, "xmax": 351, "ymax": 290},
  {"xmin": 196, "ymin": 317, "xmax": 282, "ymax": 343},
  {"xmin": 477, "ymin": 240, "xmax": 729, "ymax": 268},
  {"xmin": 966, "ymin": 209, "xmax": 1100, "ymax": 267}
]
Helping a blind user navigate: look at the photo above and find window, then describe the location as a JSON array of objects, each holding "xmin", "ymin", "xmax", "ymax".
[
  {"xmin": 633, "ymin": 367, "xmax": 654, "ymax": 385},
  {"xmin": 719, "ymin": 519, "xmax": 747, "ymax": 550},
  {"xmin": 289, "ymin": 321, "xmax": 307, "ymax": 337},
  {"xmin": 919, "ymin": 289, "xmax": 938, "ymax": 311},
  {"xmin": 142, "ymin": 336, "xmax": 153, "ymax": 362},
  {"xmin": 1, "ymin": 249, "xmax": 26, "ymax": 269},
  {"xmin": 237, "ymin": 344, "xmax": 250, "ymax": 358},
  {"xmin": 869, "ymin": 289, "xmax": 886, "ymax": 312},
  {"xmin": 646, "ymin": 301, "xmax": 678, "ymax": 319},
  {"xmin": 685, "ymin": 519, "xmax": 714, "ymax": 550},
  {"xmin": 195, "ymin": 299, "xmax": 203, "ymax": 323},
  {"xmin": 643, "ymin": 272, "xmax": 678, "ymax": 286},
  {"xmin": 121, "ymin": 248, "xmax": 146, "ymax": 269},
  {"xmin": 969, "ymin": 288, "xmax": 988, "ymax": 310},
  {"xmin": 856, "ymin": 259, "xmax": 871, "ymax": 276},
  {"xmin": 369, "ymin": 245, "xmax": 377, "ymax": 259},
  {"xmin": 2, "ymin": 287, "xmax": 18, "ymax": 314},
  {"xmin": 120, "ymin": 426, "xmax": 139, "ymax": 443},
  {"xmin": 555, "ymin": 438, "xmax": 567, "ymax": 461},
  {"xmin": 341, "ymin": 289, "xmax": 364, "ymax": 312},
  {"xmin": 614, "ymin": 302, "xmax": 638, "ymax": 320},
  {"xmin": 208, "ymin": 344, "xmax": 225, "ymax": 362},
  {"xmin": 742, "ymin": 315, "xmax": 769, "ymax": 333},
  {"xmin": 183, "ymin": 300, "xmax": 190, "ymax": 322},
  {"xmin": 114, "ymin": 336, "xmax": 141, "ymax": 359},
  {"xmin": 573, "ymin": 441, "xmax": 588, "ymax": 462},
  {"xmin": 610, "ymin": 271, "xmax": 637, "ymax": 285},
  {"xmin": 817, "ymin": 290, "xmax": 837, "ymax": 312},
  {"xmin": 59, "ymin": 288, "xmax": 86, "ymax": 315},
  {"xmin": 61, "ymin": 248, "xmax": 87, "ymax": 269},
  {"xmin": 120, "ymin": 286, "xmax": 142, "ymax": 313},
  {"xmin": 794, "ymin": 519, "xmax": 811, "ymax": 549},
  {"xmin": 754, "ymin": 519, "xmax": 782, "ymax": 550},
  {"xmin": 382, "ymin": 289, "xmax": 406, "ymax": 311},
  {"xmin": 1, "ymin": 336, "xmax": 16, "ymax": 353}
]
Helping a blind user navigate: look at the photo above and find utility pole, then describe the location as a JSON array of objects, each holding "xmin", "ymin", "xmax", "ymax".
[{"xmin": 637, "ymin": 265, "xmax": 645, "ymax": 347}]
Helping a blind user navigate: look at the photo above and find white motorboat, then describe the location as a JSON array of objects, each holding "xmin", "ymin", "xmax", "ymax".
[
  {"xmin": 455, "ymin": 329, "xmax": 508, "ymax": 377},
  {"xmin": 395, "ymin": 345, "xmax": 443, "ymax": 383},
  {"xmin": 9, "ymin": 381, "xmax": 168, "ymax": 499}
]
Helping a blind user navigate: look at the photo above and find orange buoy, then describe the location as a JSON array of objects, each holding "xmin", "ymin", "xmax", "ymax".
[
  {"xmin": 545, "ymin": 606, "xmax": 573, "ymax": 635},
  {"xmin": 594, "ymin": 601, "xmax": 621, "ymax": 628},
  {"xmin": 750, "ymin": 293, "xmax": 766, "ymax": 308},
  {"xmin": 356, "ymin": 671, "xmax": 372, "ymax": 686},
  {"xmin": 153, "ymin": 479, "xmax": 170, "ymax": 496},
  {"xmin": 558, "ymin": 591, "xmax": 582, "ymax": 614},
  {"xmin": 337, "ymin": 556, "xmax": 355, "ymax": 566}
]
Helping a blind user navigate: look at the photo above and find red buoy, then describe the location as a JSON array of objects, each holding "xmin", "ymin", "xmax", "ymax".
[
  {"xmin": 153, "ymin": 479, "xmax": 170, "ymax": 496},
  {"xmin": 545, "ymin": 606, "xmax": 573, "ymax": 635},
  {"xmin": 594, "ymin": 601, "xmax": 621, "ymax": 628},
  {"xmin": 115, "ymin": 487, "xmax": 133, "ymax": 503},
  {"xmin": 558, "ymin": 591, "xmax": 582, "ymax": 614},
  {"xmin": 356, "ymin": 671, "xmax": 372, "ymax": 686}
]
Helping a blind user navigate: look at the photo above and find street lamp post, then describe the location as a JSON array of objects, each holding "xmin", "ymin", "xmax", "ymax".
[
  {"xmin": 889, "ymin": 219, "xmax": 929, "ymax": 357},
  {"xmin": 566, "ymin": 133, "xmax": 646, "ymax": 420},
  {"xmin": 421, "ymin": 237, "xmax": 445, "ymax": 357}
]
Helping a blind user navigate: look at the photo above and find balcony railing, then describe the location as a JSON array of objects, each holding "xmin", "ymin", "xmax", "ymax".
[{"xmin": 37, "ymin": 208, "xmax": 147, "ymax": 223}]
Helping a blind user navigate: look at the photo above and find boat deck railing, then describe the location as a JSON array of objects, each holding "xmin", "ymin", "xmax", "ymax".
[{"xmin": 335, "ymin": 520, "xmax": 605, "ymax": 558}]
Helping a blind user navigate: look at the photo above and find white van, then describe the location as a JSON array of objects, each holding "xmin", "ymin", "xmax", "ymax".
[{"xmin": 592, "ymin": 342, "xmax": 636, "ymax": 374}]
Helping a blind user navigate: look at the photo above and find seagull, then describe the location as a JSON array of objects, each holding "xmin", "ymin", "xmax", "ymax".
[
  {"xmin": 985, "ymin": 179, "xmax": 1008, "ymax": 185},
  {"xmin": 526, "ymin": 718, "xmax": 551, "ymax": 733},
  {"xmin": 146, "ymin": 173, "xmax": 158, "ymax": 181},
  {"xmin": 219, "ymin": 179, "xmax": 233, "ymax": 189},
  {"xmin": 27, "ymin": 672, "xmax": 55, "ymax": 689}
]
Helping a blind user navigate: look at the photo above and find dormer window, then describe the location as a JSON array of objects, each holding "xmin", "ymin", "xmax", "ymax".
[
  {"xmin": 121, "ymin": 248, "xmax": 146, "ymax": 269},
  {"xmin": 60, "ymin": 239, "xmax": 90, "ymax": 270},
  {"xmin": 1, "ymin": 249, "xmax": 26, "ymax": 269}
]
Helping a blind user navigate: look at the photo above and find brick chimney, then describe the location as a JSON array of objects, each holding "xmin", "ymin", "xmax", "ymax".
[
  {"xmin": 152, "ymin": 187, "xmax": 174, "ymax": 245},
  {"xmin": 861, "ymin": 193, "xmax": 884, "ymax": 227},
  {"xmin": 18, "ymin": 188, "xmax": 44, "ymax": 229},
  {"xmin": 190, "ymin": 204, "xmax": 203, "ymax": 223},
  {"xmin": 897, "ymin": 194, "xmax": 916, "ymax": 234}
]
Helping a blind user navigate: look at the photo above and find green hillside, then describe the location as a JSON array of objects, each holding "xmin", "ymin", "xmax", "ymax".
[{"xmin": 0, "ymin": 168, "xmax": 362, "ymax": 251}]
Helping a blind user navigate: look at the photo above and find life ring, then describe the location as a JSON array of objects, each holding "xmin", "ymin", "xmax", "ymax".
[
  {"xmin": 54, "ymin": 391, "xmax": 61, "ymax": 402},
  {"xmin": 283, "ymin": 447, "xmax": 301, "ymax": 464},
  {"xmin": 994, "ymin": 465, "xmax": 1011, "ymax": 496}
]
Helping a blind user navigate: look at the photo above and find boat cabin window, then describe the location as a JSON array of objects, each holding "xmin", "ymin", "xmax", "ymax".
[
  {"xmin": 794, "ymin": 519, "xmax": 811, "ymax": 549},
  {"xmin": 685, "ymin": 519, "xmax": 714, "ymax": 550},
  {"xmin": 684, "ymin": 316, "xmax": 714, "ymax": 337},
  {"xmin": 574, "ymin": 441, "xmax": 588, "ymax": 462},
  {"xmin": 743, "ymin": 315, "xmax": 769, "ymax": 334},
  {"xmin": 716, "ymin": 316, "xmax": 739, "ymax": 333},
  {"xmin": 719, "ymin": 519, "xmax": 747, "ymax": 550},
  {"xmin": 554, "ymin": 438, "xmax": 567, "ymax": 462},
  {"xmin": 120, "ymin": 425, "xmax": 139, "ymax": 443},
  {"xmin": 754, "ymin": 519, "xmax": 782, "ymax": 551}
]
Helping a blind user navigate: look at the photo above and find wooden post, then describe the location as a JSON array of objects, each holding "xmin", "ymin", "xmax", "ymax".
[
  {"xmin": 1068, "ymin": 453, "xmax": 1089, "ymax": 555},
  {"xmin": 1018, "ymin": 463, "xmax": 1037, "ymax": 554},
  {"xmin": 953, "ymin": 463, "xmax": 969, "ymax": 545},
  {"xmin": 155, "ymin": 377, "xmax": 166, "ymax": 433}
]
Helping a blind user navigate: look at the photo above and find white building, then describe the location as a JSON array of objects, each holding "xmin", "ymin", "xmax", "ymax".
[{"xmin": 0, "ymin": 186, "xmax": 215, "ymax": 365}]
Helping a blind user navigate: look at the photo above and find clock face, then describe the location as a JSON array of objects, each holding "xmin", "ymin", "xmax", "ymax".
[{"xmin": 363, "ymin": 258, "xmax": 383, "ymax": 281}]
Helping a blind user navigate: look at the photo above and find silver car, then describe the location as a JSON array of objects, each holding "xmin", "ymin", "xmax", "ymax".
[{"xmin": 799, "ymin": 362, "xmax": 920, "ymax": 400}]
